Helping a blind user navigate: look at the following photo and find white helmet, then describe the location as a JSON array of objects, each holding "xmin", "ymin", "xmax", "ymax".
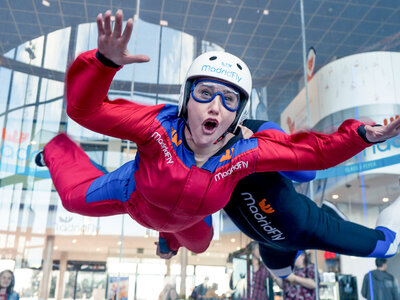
[{"xmin": 178, "ymin": 51, "xmax": 252, "ymax": 133}]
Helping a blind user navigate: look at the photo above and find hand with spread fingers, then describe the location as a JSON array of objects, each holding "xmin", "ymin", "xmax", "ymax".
[
  {"xmin": 365, "ymin": 117, "xmax": 400, "ymax": 142},
  {"xmin": 96, "ymin": 9, "xmax": 150, "ymax": 65}
]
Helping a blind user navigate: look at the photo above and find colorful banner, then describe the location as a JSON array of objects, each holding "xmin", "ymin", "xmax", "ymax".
[{"xmin": 107, "ymin": 277, "xmax": 129, "ymax": 300}]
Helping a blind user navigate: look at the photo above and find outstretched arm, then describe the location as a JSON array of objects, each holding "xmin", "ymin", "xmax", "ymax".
[
  {"xmin": 364, "ymin": 118, "xmax": 400, "ymax": 142},
  {"xmin": 254, "ymin": 118, "xmax": 400, "ymax": 172},
  {"xmin": 66, "ymin": 10, "xmax": 162, "ymax": 143},
  {"xmin": 285, "ymin": 273, "xmax": 316, "ymax": 290}
]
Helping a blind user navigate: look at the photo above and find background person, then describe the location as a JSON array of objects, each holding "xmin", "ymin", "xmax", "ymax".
[
  {"xmin": 250, "ymin": 243, "xmax": 274, "ymax": 300},
  {"xmin": 159, "ymin": 276, "xmax": 179, "ymax": 300},
  {"xmin": 190, "ymin": 276, "xmax": 209, "ymax": 300},
  {"xmin": 361, "ymin": 258, "xmax": 400, "ymax": 300},
  {"xmin": 204, "ymin": 283, "xmax": 220, "ymax": 300},
  {"xmin": 0, "ymin": 270, "xmax": 19, "ymax": 300},
  {"xmin": 273, "ymin": 251, "xmax": 318, "ymax": 300}
]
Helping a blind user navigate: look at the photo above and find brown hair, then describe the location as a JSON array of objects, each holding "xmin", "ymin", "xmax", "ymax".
[{"xmin": 0, "ymin": 270, "xmax": 16, "ymax": 295}]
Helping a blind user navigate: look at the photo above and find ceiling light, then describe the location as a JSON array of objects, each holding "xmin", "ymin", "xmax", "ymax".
[
  {"xmin": 160, "ymin": 20, "xmax": 168, "ymax": 26},
  {"xmin": 236, "ymin": 246, "xmax": 241, "ymax": 250},
  {"xmin": 332, "ymin": 194, "xmax": 339, "ymax": 200},
  {"xmin": 263, "ymin": 9, "xmax": 269, "ymax": 15},
  {"xmin": 117, "ymin": 241, "xmax": 122, "ymax": 245},
  {"xmin": 144, "ymin": 234, "xmax": 149, "ymax": 238},
  {"xmin": 72, "ymin": 239, "xmax": 77, "ymax": 244},
  {"xmin": 42, "ymin": 0, "xmax": 50, "ymax": 7},
  {"xmin": 230, "ymin": 238, "xmax": 235, "ymax": 243},
  {"xmin": 96, "ymin": 248, "xmax": 100, "ymax": 251},
  {"xmin": 227, "ymin": 18, "xmax": 232, "ymax": 24},
  {"xmin": 30, "ymin": 140, "xmax": 37, "ymax": 145},
  {"xmin": 382, "ymin": 197, "xmax": 389, "ymax": 202},
  {"xmin": 53, "ymin": 246, "xmax": 58, "ymax": 250}
]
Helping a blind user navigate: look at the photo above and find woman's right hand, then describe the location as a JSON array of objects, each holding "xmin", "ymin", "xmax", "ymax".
[{"xmin": 96, "ymin": 9, "xmax": 150, "ymax": 66}]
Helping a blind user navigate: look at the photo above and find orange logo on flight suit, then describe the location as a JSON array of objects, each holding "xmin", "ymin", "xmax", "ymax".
[
  {"xmin": 219, "ymin": 148, "xmax": 234, "ymax": 162},
  {"xmin": 259, "ymin": 199, "xmax": 275, "ymax": 214},
  {"xmin": 171, "ymin": 127, "xmax": 182, "ymax": 147}
]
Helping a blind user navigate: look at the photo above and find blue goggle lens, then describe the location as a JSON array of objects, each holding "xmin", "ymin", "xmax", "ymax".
[{"xmin": 190, "ymin": 79, "xmax": 240, "ymax": 112}]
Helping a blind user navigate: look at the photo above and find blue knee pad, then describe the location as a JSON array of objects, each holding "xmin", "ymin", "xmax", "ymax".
[{"xmin": 368, "ymin": 226, "xmax": 397, "ymax": 258}]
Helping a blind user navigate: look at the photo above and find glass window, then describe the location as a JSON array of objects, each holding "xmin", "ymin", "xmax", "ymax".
[
  {"xmin": 135, "ymin": 274, "xmax": 164, "ymax": 300},
  {"xmin": 15, "ymin": 36, "xmax": 44, "ymax": 67},
  {"xmin": 43, "ymin": 27, "xmax": 71, "ymax": 72},
  {"xmin": 0, "ymin": 185, "xmax": 17, "ymax": 230},
  {"xmin": 4, "ymin": 49, "xmax": 15, "ymax": 59},
  {"xmin": 8, "ymin": 183, "xmax": 23, "ymax": 232},
  {"xmin": 23, "ymin": 243, "xmax": 44, "ymax": 268},
  {"xmin": 16, "ymin": 106, "xmax": 35, "ymax": 173},
  {"xmin": 39, "ymin": 78, "xmax": 64, "ymax": 103},
  {"xmin": 132, "ymin": 20, "xmax": 161, "ymax": 84},
  {"xmin": 67, "ymin": 117, "xmax": 105, "ymax": 141},
  {"xmin": 34, "ymin": 100, "xmax": 63, "ymax": 145},
  {"xmin": 55, "ymin": 204, "xmax": 98, "ymax": 236},
  {"xmin": 159, "ymin": 28, "xmax": 192, "ymax": 85},
  {"xmin": 29, "ymin": 180, "xmax": 53, "ymax": 234},
  {"xmin": 75, "ymin": 23, "xmax": 98, "ymax": 57},
  {"xmin": 1, "ymin": 110, "xmax": 23, "ymax": 176},
  {"xmin": 0, "ymin": 68, "xmax": 11, "ymax": 114},
  {"xmin": 9, "ymin": 71, "xmax": 28, "ymax": 110}
]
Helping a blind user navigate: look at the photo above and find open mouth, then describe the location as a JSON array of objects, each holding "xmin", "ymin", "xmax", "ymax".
[{"xmin": 202, "ymin": 119, "xmax": 219, "ymax": 133}]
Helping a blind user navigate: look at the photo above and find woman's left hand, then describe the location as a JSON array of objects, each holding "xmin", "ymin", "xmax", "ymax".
[{"xmin": 365, "ymin": 117, "xmax": 400, "ymax": 142}]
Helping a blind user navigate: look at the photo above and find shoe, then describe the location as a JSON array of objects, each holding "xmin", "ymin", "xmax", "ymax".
[
  {"xmin": 321, "ymin": 200, "xmax": 349, "ymax": 221},
  {"xmin": 35, "ymin": 151, "xmax": 46, "ymax": 167},
  {"xmin": 375, "ymin": 195, "xmax": 400, "ymax": 256}
]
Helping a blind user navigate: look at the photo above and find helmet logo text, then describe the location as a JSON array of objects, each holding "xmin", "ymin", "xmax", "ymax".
[{"xmin": 201, "ymin": 65, "xmax": 242, "ymax": 83}]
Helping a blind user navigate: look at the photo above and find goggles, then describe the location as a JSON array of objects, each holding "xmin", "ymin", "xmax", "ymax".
[{"xmin": 190, "ymin": 79, "xmax": 240, "ymax": 112}]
